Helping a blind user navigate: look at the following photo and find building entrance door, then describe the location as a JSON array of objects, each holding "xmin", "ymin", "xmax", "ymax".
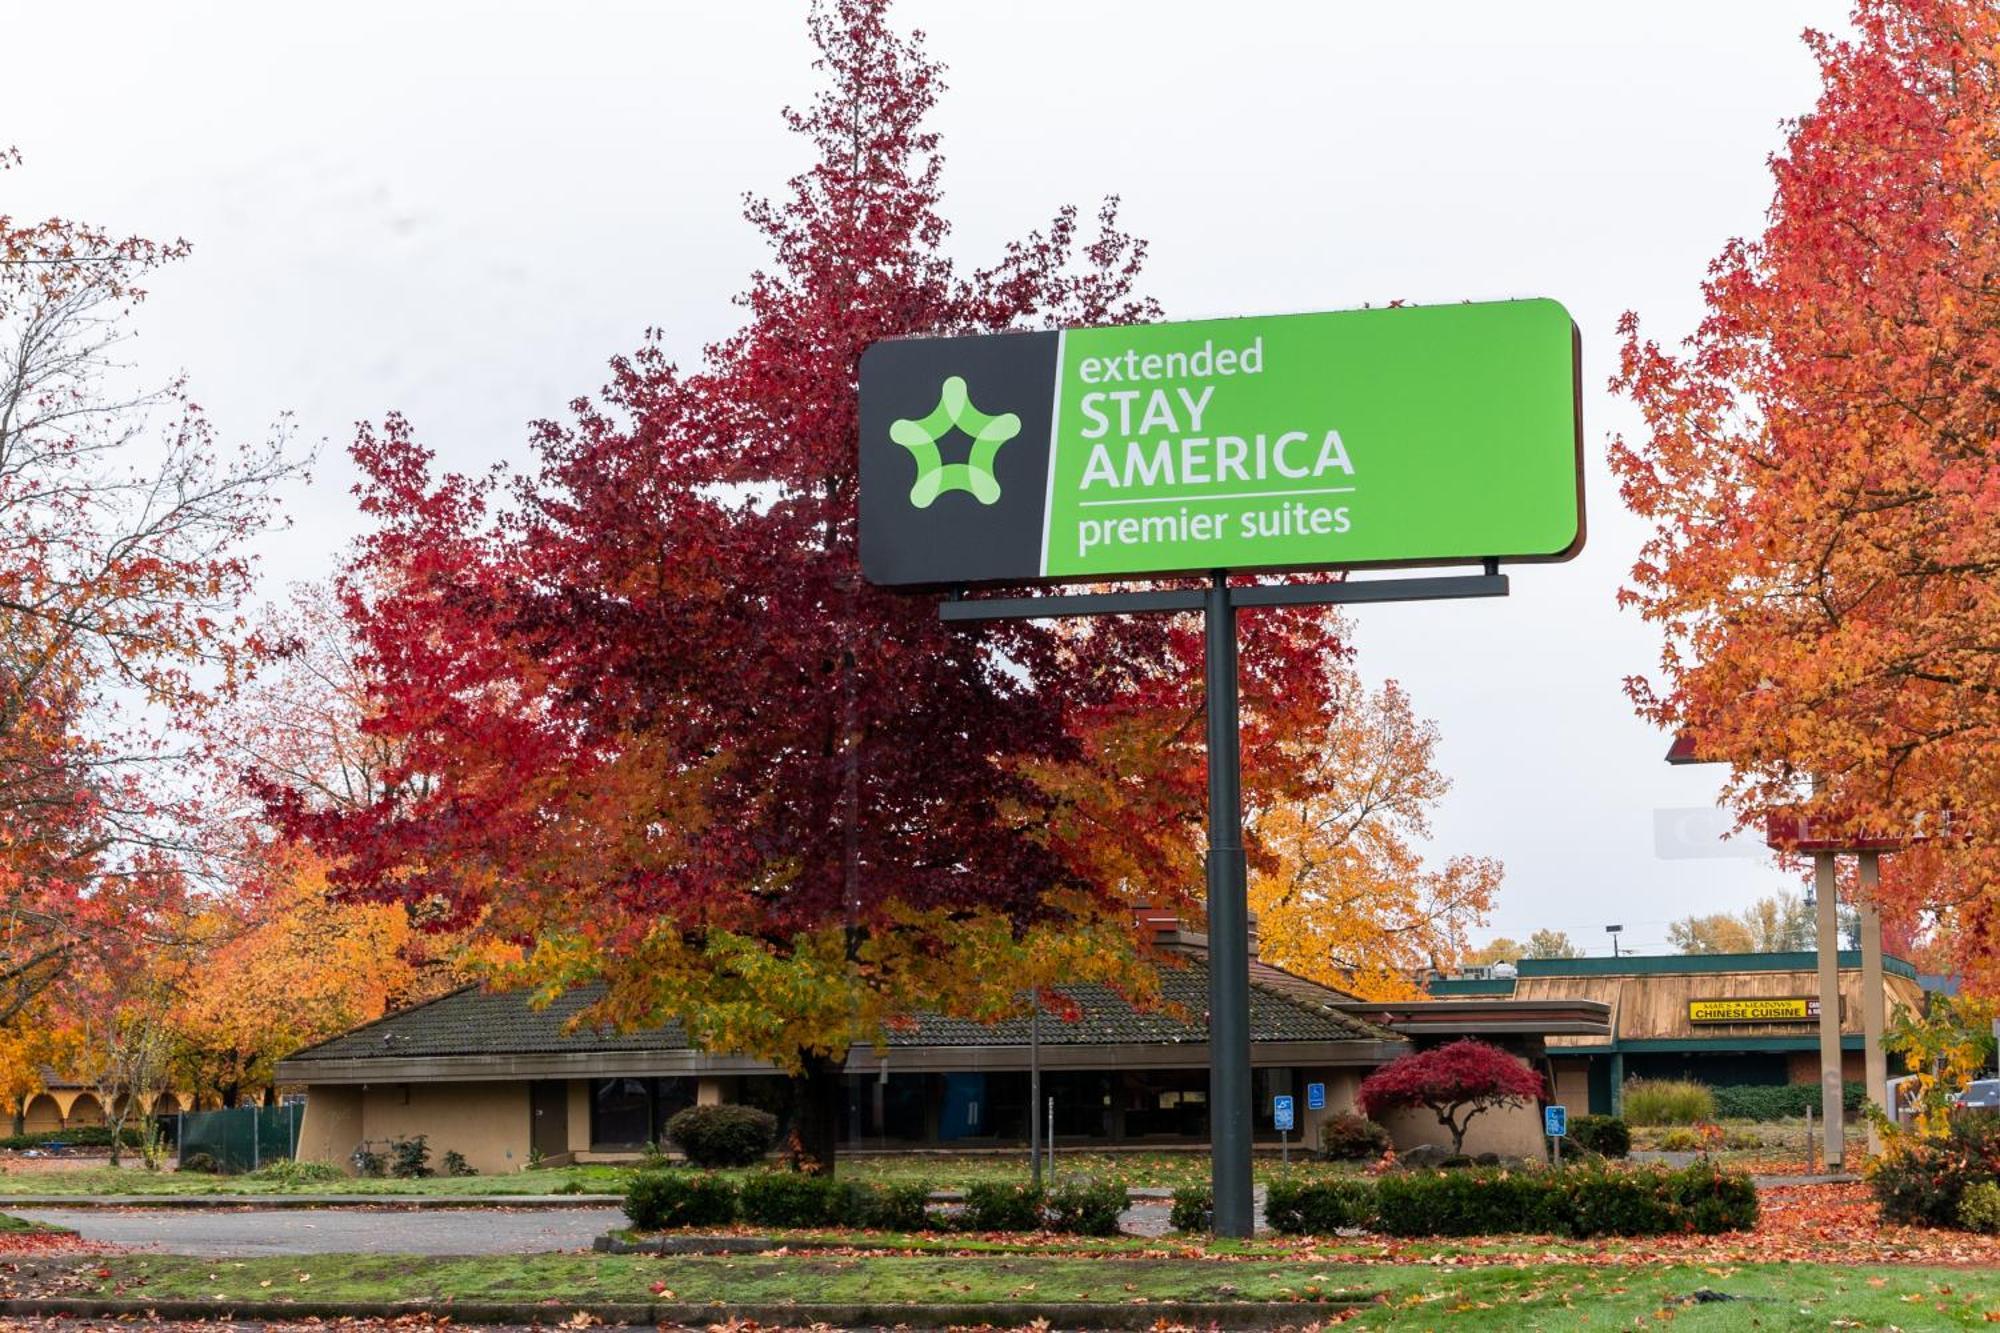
[{"xmin": 531, "ymin": 1080, "xmax": 569, "ymax": 1162}]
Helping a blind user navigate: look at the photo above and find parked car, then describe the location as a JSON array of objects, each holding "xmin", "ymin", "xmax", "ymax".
[{"xmin": 1953, "ymin": 1079, "xmax": 2000, "ymax": 1114}]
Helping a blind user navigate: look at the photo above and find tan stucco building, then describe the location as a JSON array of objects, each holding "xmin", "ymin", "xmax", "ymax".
[{"xmin": 277, "ymin": 930, "xmax": 1612, "ymax": 1174}]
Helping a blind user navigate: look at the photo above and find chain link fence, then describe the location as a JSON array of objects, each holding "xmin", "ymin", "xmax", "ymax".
[{"xmin": 176, "ymin": 1103, "xmax": 303, "ymax": 1173}]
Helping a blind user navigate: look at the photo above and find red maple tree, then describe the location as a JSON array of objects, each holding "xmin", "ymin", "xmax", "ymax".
[{"xmin": 268, "ymin": 0, "xmax": 1351, "ymax": 1170}]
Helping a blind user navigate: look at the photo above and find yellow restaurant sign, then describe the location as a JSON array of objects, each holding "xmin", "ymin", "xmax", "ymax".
[{"xmin": 1688, "ymin": 997, "xmax": 1822, "ymax": 1024}]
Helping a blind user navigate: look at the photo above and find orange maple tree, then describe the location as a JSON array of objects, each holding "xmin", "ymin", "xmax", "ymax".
[
  {"xmin": 0, "ymin": 147, "xmax": 298, "ymax": 1025},
  {"xmin": 167, "ymin": 849, "xmax": 432, "ymax": 1107},
  {"xmin": 1611, "ymin": 0, "xmax": 2000, "ymax": 985}
]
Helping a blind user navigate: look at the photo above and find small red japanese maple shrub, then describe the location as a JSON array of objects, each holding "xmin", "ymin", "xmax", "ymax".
[{"xmin": 1357, "ymin": 1038, "xmax": 1546, "ymax": 1156}]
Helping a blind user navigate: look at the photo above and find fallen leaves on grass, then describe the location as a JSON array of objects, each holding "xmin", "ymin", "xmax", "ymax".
[{"xmin": 0, "ymin": 1230, "xmax": 115, "ymax": 1258}]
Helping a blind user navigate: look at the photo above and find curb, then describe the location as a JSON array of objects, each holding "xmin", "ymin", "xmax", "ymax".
[
  {"xmin": 0, "ymin": 1194, "xmax": 625, "ymax": 1211},
  {"xmin": 0, "ymin": 1296, "xmax": 1374, "ymax": 1328}
]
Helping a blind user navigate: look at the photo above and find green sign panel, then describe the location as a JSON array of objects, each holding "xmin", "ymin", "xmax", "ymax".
[{"xmin": 859, "ymin": 298, "xmax": 1582, "ymax": 587}]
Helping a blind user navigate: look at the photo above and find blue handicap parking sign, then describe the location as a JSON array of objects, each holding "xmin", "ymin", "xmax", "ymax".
[
  {"xmin": 1544, "ymin": 1105, "xmax": 1568, "ymax": 1137},
  {"xmin": 1306, "ymin": 1082, "xmax": 1326, "ymax": 1111},
  {"xmin": 1273, "ymin": 1095, "xmax": 1295, "ymax": 1131}
]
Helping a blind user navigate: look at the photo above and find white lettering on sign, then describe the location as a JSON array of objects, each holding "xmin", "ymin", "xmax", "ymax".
[
  {"xmin": 1077, "ymin": 337, "xmax": 1264, "ymax": 385},
  {"xmin": 1078, "ymin": 431, "xmax": 1355, "ymax": 492}
]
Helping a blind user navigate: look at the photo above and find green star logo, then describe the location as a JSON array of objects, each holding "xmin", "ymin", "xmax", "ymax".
[{"xmin": 889, "ymin": 375, "xmax": 1021, "ymax": 508}]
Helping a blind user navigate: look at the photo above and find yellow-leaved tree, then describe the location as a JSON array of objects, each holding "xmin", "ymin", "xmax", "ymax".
[{"xmin": 1248, "ymin": 671, "xmax": 1501, "ymax": 999}]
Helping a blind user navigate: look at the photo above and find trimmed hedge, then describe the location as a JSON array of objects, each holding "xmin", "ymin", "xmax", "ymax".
[
  {"xmin": 664, "ymin": 1104, "xmax": 778, "ymax": 1168},
  {"xmin": 0, "ymin": 1126, "xmax": 143, "ymax": 1151},
  {"xmin": 736, "ymin": 1172, "xmax": 935, "ymax": 1229},
  {"xmin": 1264, "ymin": 1161, "xmax": 1757, "ymax": 1238},
  {"xmin": 621, "ymin": 1171, "xmax": 1128, "ymax": 1235},
  {"xmin": 623, "ymin": 1171, "xmax": 739, "ymax": 1229},
  {"xmin": 1712, "ymin": 1082, "xmax": 1866, "ymax": 1122},
  {"xmin": 1567, "ymin": 1115, "xmax": 1631, "ymax": 1159},
  {"xmin": 1265, "ymin": 1177, "xmax": 1373, "ymax": 1233}
]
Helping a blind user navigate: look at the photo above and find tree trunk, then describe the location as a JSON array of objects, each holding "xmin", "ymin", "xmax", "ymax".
[{"xmin": 787, "ymin": 1050, "xmax": 844, "ymax": 1175}]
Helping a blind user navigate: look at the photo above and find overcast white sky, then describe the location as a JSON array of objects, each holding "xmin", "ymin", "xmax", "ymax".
[{"xmin": 3, "ymin": 0, "xmax": 1848, "ymax": 956}]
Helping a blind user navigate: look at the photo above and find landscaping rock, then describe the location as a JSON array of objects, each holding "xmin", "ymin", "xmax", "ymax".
[{"xmin": 1397, "ymin": 1144, "xmax": 1455, "ymax": 1169}]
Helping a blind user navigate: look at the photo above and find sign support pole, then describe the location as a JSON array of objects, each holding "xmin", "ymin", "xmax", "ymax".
[
  {"xmin": 1204, "ymin": 572, "xmax": 1255, "ymax": 1238},
  {"xmin": 939, "ymin": 566, "xmax": 1510, "ymax": 1239}
]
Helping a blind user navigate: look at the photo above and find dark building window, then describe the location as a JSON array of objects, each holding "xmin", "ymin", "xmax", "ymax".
[
  {"xmin": 590, "ymin": 1077, "xmax": 700, "ymax": 1150},
  {"xmin": 651, "ymin": 1078, "xmax": 697, "ymax": 1142},
  {"xmin": 591, "ymin": 1078, "xmax": 652, "ymax": 1148}
]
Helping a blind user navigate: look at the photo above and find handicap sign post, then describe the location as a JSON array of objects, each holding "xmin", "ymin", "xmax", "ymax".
[
  {"xmin": 1545, "ymin": 1104, "xmax": 1567, "ymax": 1165},
  {"xmin": 1274, "ymin": 1094, "xmax": 1296, "ymax": 1165},
  {"xmin": 1306, "ymin": 1082, "xmax": 1326, "ymax": 1111}
]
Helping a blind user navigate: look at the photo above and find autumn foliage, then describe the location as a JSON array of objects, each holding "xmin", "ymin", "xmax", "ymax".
[
  {"xmin": 243, "ymin": 0, "xmax": 1514, "ymax": 1173},
  {"xmin": 1611, "ymin": 0, "xmax": 2000, "ymax": 984},
  {"xmin": 1357, "ymin": 1038, "xmax": 1546, "ymax": 1155},
  {"xmin": 262, "ymin": 0, "xmax": 1334, "ymax": 1170},
  {"xmin": 1247, "ymin": 667, "xmax": 1499, "ymax": 999}
]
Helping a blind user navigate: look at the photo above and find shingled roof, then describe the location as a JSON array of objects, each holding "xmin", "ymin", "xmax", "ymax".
[{"xmin": 284, "ymin": 956, "xmax": 1395, "ymax": 1066}]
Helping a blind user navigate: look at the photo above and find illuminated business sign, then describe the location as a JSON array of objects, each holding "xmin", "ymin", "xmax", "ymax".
[
  {"xmin": 859, "ymin": 298, "xmax": 1583, "ymax": 586},
  {"xmin": 1688, "ymin": 997, "xmax": 1824, "ymax": 1025}
]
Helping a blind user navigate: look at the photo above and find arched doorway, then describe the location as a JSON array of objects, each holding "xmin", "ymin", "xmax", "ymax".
[
  {"xmin": 22, "ymin": 1094, "xmax": 61, "ymax": 1134},
  {"xmin": 64, "ymin": 1092, "xmax": 106, "ymax": 1127}
]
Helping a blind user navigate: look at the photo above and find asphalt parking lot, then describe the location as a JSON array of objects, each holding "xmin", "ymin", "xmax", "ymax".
[{"xmin": 11, "ymin": 1205, "xmax": 626, "ymax": 1256}]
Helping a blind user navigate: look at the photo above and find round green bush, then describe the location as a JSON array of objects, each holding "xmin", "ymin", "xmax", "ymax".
[
  {"xmin": 1169, "ymin": 1184, "xmax": 1212, "ymax": 1233},
  {"xmin": 861, "ymin": 1181, "xmax": 934, "ymax": 1231},
  {"xmin": 1048, "ymin": 1179, "xmax": 1126, "ymax": 1236},
  {"xmin": 664, "ymin": 1104, "xmax": 779, "ymax": 1168},
  {"xmin": 959, "ymin": 1181, "xmax": 1044, "ymax": 1231},
  {"xmin": 1567, "ymin": 1115, "xmax": 1631, "ymax": 1159},
  {"xmin": 1317, "ymin": 1113, "xmax": 1392, "ymax": 1161}
]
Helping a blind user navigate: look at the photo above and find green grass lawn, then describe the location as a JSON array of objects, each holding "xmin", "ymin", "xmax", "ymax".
[
  {"xmin": 0, "ymin": 1150, "xmax": 1351, "ymax": 1197},
  {"xmin": 55, "ymin": 1250, "xmax": 2000, "ymax": 1329},
  {"xmin": 0, "ymin": 1211, "xmax": 65, "ymax": 1233}
]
